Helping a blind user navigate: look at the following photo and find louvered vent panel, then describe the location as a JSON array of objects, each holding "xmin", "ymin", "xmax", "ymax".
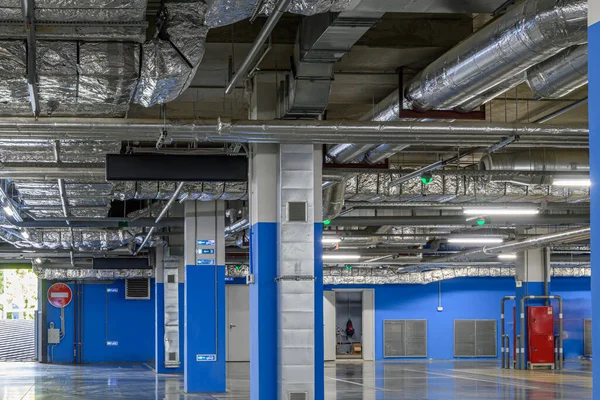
[
  {"xmin": 584, "ymin": 319, "xmax": 592, "ymax": 357},
  {"xmin": 288, "ymin": 392, "xmax": 307, "ymax": 400},
  {"xmin": 384, "ymin": 320, "xmax": 427, "ymax": 358},
  {"xmin": 126, "ymin": 278, "xmax": 150, "ymax": 299},
  {"xmin": 454, "ymin": 320, "xmax": 497, "ymax": 357}
]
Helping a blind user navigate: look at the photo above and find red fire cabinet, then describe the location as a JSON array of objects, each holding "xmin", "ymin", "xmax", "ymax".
[{"xmin": 527, "ymin": 306, "xmax": 555, "ymax": 365}]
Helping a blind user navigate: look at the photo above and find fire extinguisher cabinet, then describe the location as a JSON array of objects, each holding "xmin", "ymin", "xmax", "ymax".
[{"xmin": 527, "ymin": 306, "xmax": 555, "ymax": 369}]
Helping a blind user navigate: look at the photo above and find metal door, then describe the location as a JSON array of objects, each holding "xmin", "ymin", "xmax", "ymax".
[
  {"xmin": 226, "ymin": 285, "xmax": 250, "ymax": 362},
  {"xmin": 324, "ymin": 291, "xmax": 336, "ymax": 361}
]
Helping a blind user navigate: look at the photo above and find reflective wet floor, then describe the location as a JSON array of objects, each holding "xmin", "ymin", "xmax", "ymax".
[{"xmin": 0, "ymin": 360, "xmax": 591, "ymax": 399}]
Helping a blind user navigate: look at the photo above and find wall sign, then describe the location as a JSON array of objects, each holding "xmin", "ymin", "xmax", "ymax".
[
  {"xmin": 196, "ymin": 354, "xmax": 216, "ymax": 362},
  {"xmin": 47, "ymin": 283, "xmax": 73, "ymax": 308}
]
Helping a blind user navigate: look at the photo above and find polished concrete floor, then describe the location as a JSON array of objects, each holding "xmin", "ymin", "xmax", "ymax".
[{"xmin": 0, "ymin": 360, "xmax": 591, "ymax": 399}]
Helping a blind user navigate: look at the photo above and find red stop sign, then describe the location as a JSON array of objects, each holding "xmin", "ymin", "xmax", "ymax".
[{"xmin": 47, "ymin": 283, "xmax": 72, "ymax": 308}]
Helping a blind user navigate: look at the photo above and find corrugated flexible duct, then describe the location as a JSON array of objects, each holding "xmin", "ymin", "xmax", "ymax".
[
  {"xmin": 526, "ymin": 44, "xmax": 588, "ymax": 99},
  {"xmin": 405, "ymin": 0, "xmax": 587, "ymax": 111}
]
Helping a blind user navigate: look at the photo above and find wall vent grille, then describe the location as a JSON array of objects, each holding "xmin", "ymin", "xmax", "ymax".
[
  {"xmin": 125, "ymin": 278, "xmax": 150, "ymax": 300},
  {"xmin": 288, "ymin": 393, "xmax": 307, "ymax": 400},
  {"xmin": 384, "ymin": 319, "xmax": 427, "ymax": 357},
  {"xmin": 454, "ymin": 319, "xmax": 497, "ymax": 357},
  {"xmin": 584, "ymin": 319, "xmax": 592, "ymax": 357},
  {"xmin": 287, "ymin": 201, "xmax": 307, "ymax": 222}
]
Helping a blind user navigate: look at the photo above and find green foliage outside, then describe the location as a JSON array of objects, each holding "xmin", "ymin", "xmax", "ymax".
[{"xmin": 0, "ymin": 269, "xmax": 38, "ymax": 320}]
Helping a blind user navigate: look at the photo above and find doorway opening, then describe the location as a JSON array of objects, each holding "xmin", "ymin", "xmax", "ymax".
[
  {"xmin": 0, "ymin": 268, "xmax": 38, "ymax": 361},
  {"xmin": 335, "ymin": 291, "xmax": 363, "ymax": 359}
]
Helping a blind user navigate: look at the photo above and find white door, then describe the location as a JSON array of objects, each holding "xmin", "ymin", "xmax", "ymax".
[
  {"xmin": 362, "ymin": 290, "xmax": 375, "ymax": 361},
  {"xmin": 324, "ymin": 291, "xmax": 337, "ymax": 361},
  {"xmin": 226, "ymin": 285, "xmax": 250, "ymax": 362}
]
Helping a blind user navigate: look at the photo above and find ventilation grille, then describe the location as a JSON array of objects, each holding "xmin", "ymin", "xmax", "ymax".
[
  {"xmin": 384, "ymin": 320, "xmax": 427, "ymax": 358},
  {"xmin": 288, "ymin": 393, "xmax": 307, "ymax": 400},
  {"xmin": 125, "ymin": 278, "xmax": 150, "ymax": 300},
  {"xmin": 287, "ymin": 201, "xmax": 307, "ymax": 222},
  {"xmin": 584, "ymin": 319, "xmax": 592, "ymax": 357},
  {"xmin": 168, "ymin": 352, "xmax": 177, "ymax": 361},
  {"xmin": 454, "ymin": 320, "xmax": 497, "ymax": 357}
]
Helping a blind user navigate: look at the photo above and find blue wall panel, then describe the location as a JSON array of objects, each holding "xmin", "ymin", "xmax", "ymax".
[
  {"xmin": 46, "ymin": 280, "xmax": 155, "ymax": 364},
  {"xmin": 326, "ymin": 277, "xmax": 590, "ymax": 360}
]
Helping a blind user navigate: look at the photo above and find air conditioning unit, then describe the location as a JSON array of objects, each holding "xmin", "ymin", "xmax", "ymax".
[{"xmin": 125, "ymin": 278, "xmax": 150, "ymax": 300}]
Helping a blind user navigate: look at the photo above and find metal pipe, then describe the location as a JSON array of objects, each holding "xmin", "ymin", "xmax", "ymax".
[
  {"xmin": 329, "ymin": 215, "xmax": 589, "ymax": 227},
  {"xmin": 483, "ymin": 227, "xmax": 590, "ymax": 255},
  {"xmin": 134, "ymin": 182, "xmax": 184, "ymax": 255},
  {"xmin": 516, "ymin": 335, "xmax": 521, "ymax": 370},
  {"xmin": 389, "ymin": 148, "xmax": 479, "ymax": 187},
  {"xmin": 533, "ymin": 98, "xmax": 588, "ymax": 123},
  {"xmin": 224, "ymin": 0, "xmax": 292, "ymax": 94},
  {"xmin": 0, "ymin": 118, "xmax": 587, "ymax": 146},
  {"xmin": 224, "ymin": 217, "xmax": 249, "ymax": 237},
  {"xmin": 519, "ymin": 295, "xmax": 563, "ymax": 370},
  {"xmin": 500, "ymin": 296, "xmax": 516, "ymax": 368},
  {"xmin": 0, "ymin": 166, "xmax": 104, "ymax": 180}
]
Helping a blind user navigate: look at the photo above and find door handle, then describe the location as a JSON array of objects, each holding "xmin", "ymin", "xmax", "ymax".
[{"xmin": 229, "ymin": 323, "xmax": 236, "ymax": 330}]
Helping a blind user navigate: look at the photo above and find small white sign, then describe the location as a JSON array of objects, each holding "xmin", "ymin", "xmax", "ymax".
[
  {"xmin": 106, "ymin": 341, "xmax": 119, "ymax": 346},
  {"xmin": 107, "ymin": 288, "xmax": 118, "ymax": 293},
  {"xmin": 196, "ymin": 354, "xmax": 216, "ymax": 362}
]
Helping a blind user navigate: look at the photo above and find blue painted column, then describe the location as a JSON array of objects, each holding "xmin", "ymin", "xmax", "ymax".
[
  {"xmin": 514, "ymin": 247, "xmax": 551, "ymax": 369},
  {"xmin": 183, "ymin": 201, "xmax": 226, "ymax": 393},
  {"xmin": 590, "ymin": 3, "xmax": 600, "ymax": 396},
  {"xmin": 249, "ymin": 143, "xmax": 279, "ymax": 400}
]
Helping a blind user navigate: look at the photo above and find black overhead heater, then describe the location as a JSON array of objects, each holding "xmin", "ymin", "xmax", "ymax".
[{"xmin": 105, "ymin": 154, "xmax": 248, "ymax": 182}]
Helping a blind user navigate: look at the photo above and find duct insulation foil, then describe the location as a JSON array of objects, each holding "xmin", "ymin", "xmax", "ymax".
[{"xmin": 32, "ymin": 265, "xmax": 154, "ymax": 280}]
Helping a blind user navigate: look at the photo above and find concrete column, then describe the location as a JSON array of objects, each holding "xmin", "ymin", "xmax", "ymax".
[
  {"xmin": 183, "ymin": 201, "xmax": 226, "ymax": 393},
  {"xmin": 249, "ymin": 143, "xmax": 279, "ymax": 400},
  {"xmin": 515, "ymin": 247, "xmax": 551, "ymax": 368},
  {"xmin": 249, "ymin": 143, "xmax": 324, "ymax": 400},
  {"xmin": 590, "ymin": 4, "xmax": 600, "ymax": 395}
]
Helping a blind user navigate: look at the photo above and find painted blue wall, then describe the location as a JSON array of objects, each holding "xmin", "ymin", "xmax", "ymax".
[
  {"xmin": 46, "ymin": 280, "xmax": 155, "ymax": 364},
  {"xmin": 326, "ymin": 277, "xmax": 590, "ymax": 360}
]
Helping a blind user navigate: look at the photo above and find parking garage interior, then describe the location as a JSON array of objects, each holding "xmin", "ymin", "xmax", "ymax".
[{"xmin": 0, "ymin": 0, "xmax": 596, "ymax": 399}]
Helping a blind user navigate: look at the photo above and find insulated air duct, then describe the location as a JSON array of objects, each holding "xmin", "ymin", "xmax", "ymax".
[
  {"xmin": 526, "ymin": 44, "xmax": 588, "ymax": 99},
  {"xmin": 405, "ymin": 0, "xmax": 587, "ymax": 111},
  {"xmin": 479, "ymin": 149, "xmax": 589, "ymax": 185}
]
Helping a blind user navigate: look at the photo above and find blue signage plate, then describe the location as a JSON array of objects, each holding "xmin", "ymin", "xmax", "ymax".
[
  {"xmin": 197, "ymin": 248, "xmax": 215, "ymax": 254},
  {"xmin": 196, "ymin": 259, "xmax": 215, "ymax": 265},
  {"xmin": 196, "ymin": 240, "xmax": 215, "ymax": 246},
  {"xmin": 196, "ymin": 354, "xmax": 216, "ymax": 362}
]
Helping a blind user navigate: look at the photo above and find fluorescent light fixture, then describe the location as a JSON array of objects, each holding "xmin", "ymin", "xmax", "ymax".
[
  {"xmin": 2, "ymin": 205, "xmax": 13, "ymax": 216},
  {"xmin": 34, "ymin": 258, "xmax": 42, "ymax": 264},
  {"xmin": 498, "ymin": 254, "xmax": 517, "ymax": 260},
  {"xmin": 21, "ymin": 230, "xmax": 29, "ymax": 239},
  {"xmin": 322, "ymin": 254, "xmax": 361, "ymax": 261},
  {"xmin": 322, "ymin": 237, "xmax": 342, "ymax": 244},
  {"xmin": 448, "ymin": 237, "xmax": 503, "ymax": 244},
  {"xmin": 552, "ymin": 178, "xmax": 590, "ymax": 187},
  {"xmin": 463, "ymin": 208, "xmax": 538, "ymax": 216}
]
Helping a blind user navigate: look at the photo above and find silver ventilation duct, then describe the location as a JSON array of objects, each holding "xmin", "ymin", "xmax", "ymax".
[
  {"xmin": 322, "ymin": 176, "xmax": 346, "ymax": 221},
  {"xmin": 526, "ymin": 44, "xmax": 588, "ymax": 99},
  {"xmin": 134, "ymin": 2, "xmax": 208, "ymax": 107},
  {"xmin": 261, "ymin": 0, "xmax": 352, "ymax": 15},
  {"xmin": 365, "ymin": 144, "xmax": 410, "ymax": 165},
  {"xmin": 32, "ymin": 264, "xmax": 154, "ymax": 280},
  {"xmin": 405, "ymin": 0, "xmax": 587, "ymax": 111},
  {"xmin": 323, "ymin": 266, "xmax": 589, "ymax": 285},
  {"xmin": 455, "ymin": 73, "xmax": 527, "ymax": 113},
  {"xmin": 479, "ymin": 149, "xmax": 589, "ymax": 185}
]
